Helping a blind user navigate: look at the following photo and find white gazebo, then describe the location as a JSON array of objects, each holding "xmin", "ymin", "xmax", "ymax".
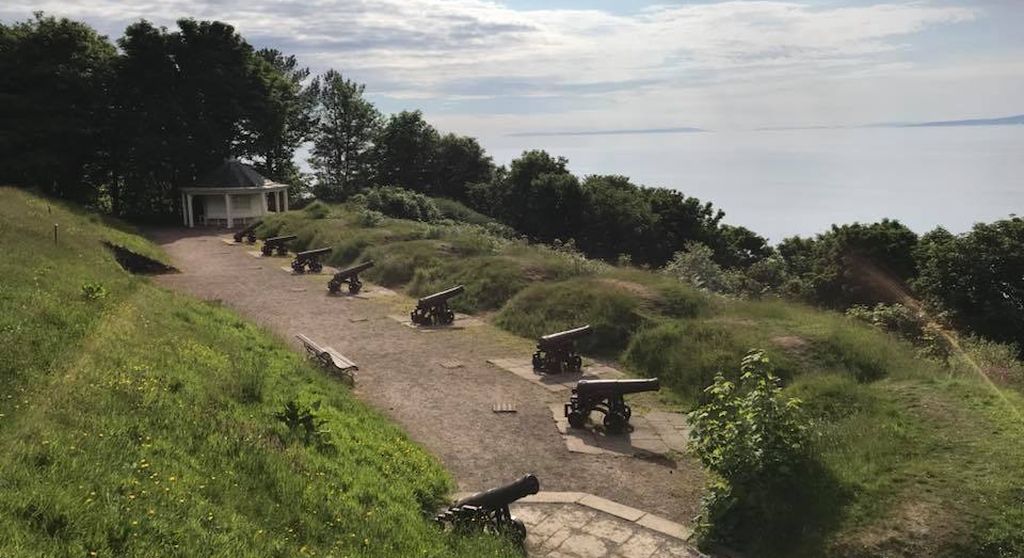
[{"xmin": 179, "ymin": 159, "xmax": 290, "ymax": 228}]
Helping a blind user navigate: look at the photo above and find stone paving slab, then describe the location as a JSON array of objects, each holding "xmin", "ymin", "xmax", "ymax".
[
  {"xmin": 325, "ymin": 284, "xmax": 397, "ymax": 300},
  {"xmin": 386, "ymin": 313, "xmax": 485, "ymax": 330},
  {"xmin": 246, "ymin": 249, "xmax": 289, "ymax": 259},
  {"xmin": 219, "ymin": 237, "xmax": 247, "ymax": 246},
  {"xmin": 549, "ymin": 404, "xmax": 688, "ymax": 457},
  {"xmin": 500, "ymin": 497, "xmax": 704, "ymax": 558},
  {"xmin": 487, "ymin": 358, "xmax": 626, "ymax": 393}
]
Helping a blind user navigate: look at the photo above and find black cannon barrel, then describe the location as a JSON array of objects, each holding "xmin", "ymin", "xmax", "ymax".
[
  {"xmin": 575, "ymin": 378, "xmax": 660, "ymax": 397},
  {"xmin": 266, "ymin": 234, "xmax": 297, "ymax": 244},
  {"xmin": 418, "ymin": 284, "xmax": 465, "ymax": 307},
  {"xmin": 297, "ymin": 247, "xmax": 332, "ymax": 258},
  {"xmin": 455, "ymin": 474, "xmax": 540, "ymax": 510},
  {"xmin": 538, "ymin": 325, "xmax": 592, "ymax": 348},
  {"xmin": 336, "ymin": 260, "xmax": 374, "ymax": 278}
]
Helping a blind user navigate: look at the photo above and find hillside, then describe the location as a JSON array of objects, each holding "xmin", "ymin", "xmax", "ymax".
[
  {"xmin": 258, "ymin": 200, "xmax": 1024, "ymax": 558},
  {"xmin": 0, "ymin": 187, "xmax": 515, "ymax": 557}
]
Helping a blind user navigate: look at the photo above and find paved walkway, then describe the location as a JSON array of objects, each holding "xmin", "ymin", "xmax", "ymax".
[{"xmin": 150, "ymin": 230, "xmax": 707, "ymax": 557}]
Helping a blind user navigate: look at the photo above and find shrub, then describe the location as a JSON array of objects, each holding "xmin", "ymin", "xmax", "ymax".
[
  {"xmin": 432, "ymin": 197, "xmax": 496, "ymax": 226},
  {"xmin": 663, "ymin": 242, "xmax": 730, "ymax": 293},
  {"xmin": 358, "ymin": 208, "xmax": 385, "ymax": 227},
  {"xmin": 688, "ymin": 350, "xmax": 811, "ymax": 548},
  {"xmin": 356, "ymin": 186, "xmax": 441, "ymax": 222},
  {"xmin": 303, "ymin": 200, "xmax": 331, "ymax": 219},
  {"xmin": 80, "ymin": 282, "xmax": 108, "ymax": 301}
]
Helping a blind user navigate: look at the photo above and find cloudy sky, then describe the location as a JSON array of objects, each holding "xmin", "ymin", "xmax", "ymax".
[{"xmin": 3, "ymin": 1, "xmax": 1022, "ymax": 140}]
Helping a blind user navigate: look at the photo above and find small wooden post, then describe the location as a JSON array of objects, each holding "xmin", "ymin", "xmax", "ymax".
[{"xmin": 54, "ymin": 224, "xmax": 58, "ymax": 245}]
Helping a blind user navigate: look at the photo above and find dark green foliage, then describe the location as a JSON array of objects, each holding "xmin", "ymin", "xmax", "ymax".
[
  {"xmin": 303, "ymin": 200, "xmax": 331, "ymax": 219},
  {"xmin": 431, "ymin": 134, "xmax": 494, "ymax": 199},
  {"xmin": 374, "ymin": 110, "xmax": 440, "ymax": 192},
  {"xmin": 714, "ymin": 225, "xmax": 774, "ymax": 269},
  {"xmin": 0, "ymin": 14, "xmax": 115, "ymax": 205},
  {"xmin": 308, "ymin": 70, "xmax": 380, "ymax": 199},
  {"xmin": 432, "ymin": 197, "xmax": 498, "ymax": 226},
  {"xmin": 913, "ymin": 219, "xmax": 1024, "ymax": 354},
  {"xmin": 356, "ymin": 186, "xmax": 441, "ymax": 222}
]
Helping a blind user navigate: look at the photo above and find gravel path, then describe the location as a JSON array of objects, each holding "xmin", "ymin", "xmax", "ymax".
[{"xmin": 150, "ymin": 229, "xmax": 704, "ymax": 524}]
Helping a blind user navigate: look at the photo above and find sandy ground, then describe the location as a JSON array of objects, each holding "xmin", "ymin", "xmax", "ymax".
[{"xmin": 150, "ymin": 228, "xmax": 704, "ymax": 523}]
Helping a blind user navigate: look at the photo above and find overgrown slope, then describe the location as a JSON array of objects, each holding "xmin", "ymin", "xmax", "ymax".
[
  {"xmin": 259, "ymin": 201, "xmax": 1024, "ymax": 558},
  {"xmin": 0, "ymin": 188, "xmax": 515, "ymax": 557}
]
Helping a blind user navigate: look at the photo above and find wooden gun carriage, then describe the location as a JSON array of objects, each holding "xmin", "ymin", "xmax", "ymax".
[
  {"xmin": 435, "ymin": 474, "xmax": 539, "ymax": 542},
  {"xmin": 328, "ymin": 260, "xmax": 374, "ymax": 295},
  {"xmin": 532, "ymin": 324, "xmax": 592, "ymax": 374},
  {"xmin": 261, "ymin": 234, "xmax": 296, "ymax": 256},
  {"xmin": 291, "ymin": 247, "xmax": 331, "ymax": 273},
  {"xmin": 232, "ymin": 220, "xmax": 261, "ymax": 244},
  {"xmin": 410, "ymin": 285, "xmax": 464, "ymax": 326},
  {"xmin": 565, "ymin": 378, "xmax": 660, "ymax": 432}
]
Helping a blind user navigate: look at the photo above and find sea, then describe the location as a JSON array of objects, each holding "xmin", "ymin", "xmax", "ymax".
[{"xmin": 484, "ymin": 126, "xmax": 1024, "ymax": 242}]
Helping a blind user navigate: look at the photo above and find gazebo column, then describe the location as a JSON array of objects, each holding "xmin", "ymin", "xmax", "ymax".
[
  {"xmin": 181, "ymin": 192, "xmax": 187, "ymax": 226},
  {"xmin": 186, "ymin": 194, "xmax": 195, "ymax": 228},
  {"xmin": 282, "ymin": 189, "xmax": 289, "ymax": 211},
  {"xmin": 225, "ymin": 193, "xmax": 233, "ymax": 228},
  {"xmin": 261, "ymin": 190, "xmax": 268, "ymax": 215}
]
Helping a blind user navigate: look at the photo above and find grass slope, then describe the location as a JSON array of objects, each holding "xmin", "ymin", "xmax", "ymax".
[
  {"xmin": 0, "ymin": 188, "xmax": 516, "ymax": 557},
  {"xmin": 259, "ymin": 201, "xmax": 1024, "ymax": 558}
]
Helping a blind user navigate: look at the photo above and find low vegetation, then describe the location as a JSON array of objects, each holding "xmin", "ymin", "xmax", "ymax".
[
  {"xmin": 260, "ymin": 199, "xmax": 1024, "ymax": 558},
  {"xmin": 0, "ymin": 188, "xmax": 515, "ymax": 557}
]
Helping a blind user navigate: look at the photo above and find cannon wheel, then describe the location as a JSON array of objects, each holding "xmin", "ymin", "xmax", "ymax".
[
  {"xmin": 571, "ymin": 355, "xmax": 583, "ymax": 372},
  {"xmin": 348, "ymin": 279, "xmax": 362, "ymax": 294},
  {"xmin": 507, "ymin": 517, "xmax": 527, "ymax": 543},
  {"xmin": 246, "ymin": 232, "xmax": 257, "ymax": 243},
  {"xmin": 531, "ymin": 351, "xmax": 543, "ymax": 371},
  {"xmin": 309, "ymin": 261, "xmax": 323, "ymax": 273},
  {"xmin": 603, "ymin": 411, "xmax": 628, "ymax": 432},
  {"xmin": 291, "ymin": 261, "xmax": 306, "ymax": 274},
  {"xmin": 442, "ymin": 309, "xmax": 455, "ymax": 325},
  {"xmin": 261, "ymin": 245, "xmax": 272, "ymax": 256},
  {"xmin": 567, "ymin": 410, "xmax": 587, "ymax": 429},
  {"xmin": 328, "ymin": 279, "xmax": 341, "ymax": 294}
]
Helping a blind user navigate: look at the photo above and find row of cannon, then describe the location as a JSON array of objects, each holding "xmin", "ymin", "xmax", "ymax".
[{"xmin": 235, "ymin": 224, "xmax": 662, "ymax": 543}]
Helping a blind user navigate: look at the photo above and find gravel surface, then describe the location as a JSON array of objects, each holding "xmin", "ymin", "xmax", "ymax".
[{"xmin": 150, "ymin": 228, "xmax": 704, "ymax": 523}]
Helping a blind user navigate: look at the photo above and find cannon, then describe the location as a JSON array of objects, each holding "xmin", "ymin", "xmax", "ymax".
[
  {"xmin": 232, "ymin": 220, "xmax": 262, "ymax": 244},
  {"xmin": 410, "ymin": 285, "xmax": 464, "ymax": 326},
  {"xmin": 565, "ymin": 378, "xmax": 660, "ymax": 432},
  {"xmin": 261, "ymin": 235, "xmax": 296, "ymax": 256},
  {"xmin": 291, "ymin": 247, "xmax": 332, "ymax": 273},
  {"xmin": 328, "ymin": 260, "xmax": 374, "ymax": 295},
  {"xmin": 435, "ymin": 474, "xmax": 539, "ymax": 542},
  {"xmin": 532, "ymin": 324, "xmax": 592, "ymax": 374}
]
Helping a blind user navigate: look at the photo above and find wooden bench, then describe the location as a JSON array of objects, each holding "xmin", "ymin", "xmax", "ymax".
[{"xmin": 296, "ymin": 333, "xmax": 357, "ymax": 384}]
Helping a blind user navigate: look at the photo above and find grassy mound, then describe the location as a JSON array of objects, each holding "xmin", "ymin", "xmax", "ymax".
[
  {"xmin": 0, "ymin": 188, "xmax": 515, "ymax": 557},
  {"xmin": 258, "ymin": 199, "xmax": 1024, "ymax": 557}
]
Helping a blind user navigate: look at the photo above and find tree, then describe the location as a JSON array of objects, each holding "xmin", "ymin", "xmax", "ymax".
[
  {"xmin": 373, "ymin": 110, "xmax": 439, "ymax": 193},
  {"xmin": 0, "ymin": 13, "xmax": 115, "ymax": 204},
  {"xmin": 577, "ymin": 175, "xmax": 653, "ymax": 261},
  {"xmin": 715, "ymin": 225, "xmax": 773, "ymax": 269},
  {"xmin": 308, "ymin": 70, "xmax": 380, "ymax": 199},
  {"xmin": 241, "ymin": 49, "xmax": 315, "ymax": 188},
  {"xmin": 914, "ymin": 219, "xmax": 1024, "ymax": 353},
  {"xmin": 642, "ymin": 188, "xmax": 724, "ymax": 266},
  {"xmin": 431, "ymin": 133, "xmax": 493, "ymax": 200}
]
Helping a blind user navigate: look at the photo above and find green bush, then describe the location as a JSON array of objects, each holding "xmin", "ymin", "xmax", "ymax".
[
  {"xmin": 303, "ymin": 200, "xmax": 331, "ymax": 219},
  {"xmin": 432, "ymin": 197, "xmax": 496, "ymax": 226},
  {"xmin": 356, "ymin": 186, "xmax": 441, "ymax": 222},
  {"xmin": 358, "ymin": 208, "xmax": 385, "ymax": 227},
  {"xmin": 495, "ymin": 279, "xmax": 646, "ymax": 356},
  {"xmin": 688, "ymin": 350, "xmax": 813, "ymax": 550}
]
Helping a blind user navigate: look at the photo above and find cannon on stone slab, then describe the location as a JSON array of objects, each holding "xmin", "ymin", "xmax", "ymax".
[
  {"xmin": 328, "ymin": 260, "xmax": 374, "ymax": 295},
  {"xmin": 410, "ymin": 285, "xmax": 464, "ymax": 326},
  {"xmin": 232, "ymin": 220, "xmax": 261, "ymax": 244},
  {"xmin": 435, "ymin": 474, "xmax": 539, "ymax": 542},
  {"xmin": 261, "ymin": 234, "xmax": 296, "ymax": 256},
  {"xmin": 565, "ymin": 378, "xmax": 660, "ymax": 432},
  {"xmin": 532, "ymin": 324, "xmax": 592, "ymax": 374},
  {"xmin": 291, "ymin": 247, "xmax": 331, "ymax": 273}
]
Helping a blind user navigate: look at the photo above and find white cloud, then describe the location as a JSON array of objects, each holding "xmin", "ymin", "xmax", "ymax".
[{"xmin": 2, "ymin": 0, "xmax": 1008, "ymax": 134}]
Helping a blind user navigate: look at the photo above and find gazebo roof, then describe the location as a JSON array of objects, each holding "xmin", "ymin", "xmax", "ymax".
[{"xmin": 194, "ymin": 159, "xmax": 281, "ymax": 189}]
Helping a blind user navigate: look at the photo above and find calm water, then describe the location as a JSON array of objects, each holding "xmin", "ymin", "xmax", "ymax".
[{"xmin": 485, "ymin": 126, "xmax": 1024, "ymax": 241}]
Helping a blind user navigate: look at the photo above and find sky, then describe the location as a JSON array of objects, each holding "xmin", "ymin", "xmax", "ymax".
[{"xmin": 3, "ymin": 0, "xmax": 1023, "ymax": 143}]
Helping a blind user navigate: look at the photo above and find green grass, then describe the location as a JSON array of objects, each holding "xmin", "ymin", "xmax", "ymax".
[
  {"xmin": 258, "ymin": 199, "xmax": 1024, "ymax": 557},
  {"xmin": 0, "ymin": 187, "xmax": 516, "ymax": 557}
]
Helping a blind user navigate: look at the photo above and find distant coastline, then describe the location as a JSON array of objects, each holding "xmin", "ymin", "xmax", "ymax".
[{"xmin": 507, "ymin": 126, "xmax": 706, "ymax": 137}]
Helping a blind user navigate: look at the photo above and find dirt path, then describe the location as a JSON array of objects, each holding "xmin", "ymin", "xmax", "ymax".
[{"xmin": 150, "ymin": 229, "xmax": 704, "ymax": 523}]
